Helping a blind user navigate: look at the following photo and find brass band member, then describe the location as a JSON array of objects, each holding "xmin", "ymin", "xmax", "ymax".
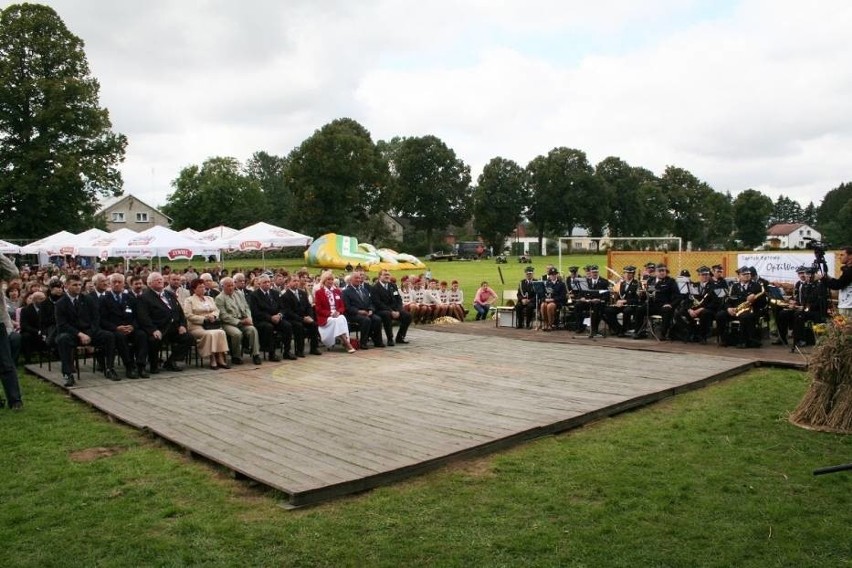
[
  {"xmin": 576, "ymin": 265, "xmax": 610, "ymax": 337},
  {"xmin": 773, "ymin": 266, "xmax": 808, "ymax": 346},
  {"xmin": 711, "ymin": 264, "xmax": 729, "ymax": 293},
  {"xmin": 790, "ymin": 267, "xmax": 827, "ymax": 347},
  {"xmin": 603, "ymin": 265, "xmax": 641, "ymax": 337},
  {"xmin": 716, "ymin": 266, "xmax": 765, "ymax": 348},
  {"xmin": 515, "ymin": 266, "xmax": 538, "ymax": 329},
  {"xmin": 684, "ymin": 266, "xmax": 720, "ymax": 343},
  {"xmin": 540, "ymin": 267, "xmax": 567, "ymax": 331},
  {"xmin": 647, "ymin": 264, "xmax": 678, "ymax": 340}
]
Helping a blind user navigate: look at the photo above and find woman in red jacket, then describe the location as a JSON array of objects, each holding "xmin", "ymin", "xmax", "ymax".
[{"xmin": 314, "ymin": 270, "xmax": 356, "ymax": 353}]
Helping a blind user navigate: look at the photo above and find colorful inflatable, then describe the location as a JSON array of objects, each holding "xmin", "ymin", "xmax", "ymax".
[{"xmin": 305, "ymin": 233, "xmax": 426, "ymax": 272}]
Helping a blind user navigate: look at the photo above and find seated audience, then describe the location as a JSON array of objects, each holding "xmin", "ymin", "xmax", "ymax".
[
  {"xmin": 216, "ymin": 277, "xmax": 262, "ymax": 365},
  {"xmin": 314, "ymin": 270, "xmax": 355, "ymax": 353},
  {"xmin": 184, "ymin": 279, "xmax": 230, "ymax": 369}
]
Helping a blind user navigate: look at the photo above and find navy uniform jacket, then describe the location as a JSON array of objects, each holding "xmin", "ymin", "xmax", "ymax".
[{"xmin": 55, "ymin": 294, "xmax": 101, "ymax": 336}]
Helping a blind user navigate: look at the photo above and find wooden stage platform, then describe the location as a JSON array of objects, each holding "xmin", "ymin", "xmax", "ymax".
[{"xmin": 26, "ymin": 326, "xmax": 786, "ymax": 507}]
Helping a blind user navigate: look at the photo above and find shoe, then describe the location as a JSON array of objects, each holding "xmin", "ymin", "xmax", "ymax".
[
  {"xmin": 10, "ymin": 401, "xmax": 23, "ymax": 411},
  {"xmin": 138, "ymin": 367, "xmax": 150, "ymax": 379},
  {"xmin": 347, "ymin": 346, "xmax": 356, "ymax": 354},
  {"xmin": 268, "ymin": 353, "xmax": 281, "ymax": 362},
  {"xmin": 309, "ymin": 349, "xmax": 323, "ymax": 356},
  {"xmin": 209, "ymin": 363, "xmax": 218, "ymax": 370},
  {"xmin": 295, "ymin": 352, "xmax": 306, "ymax": 358},
  {"xmin": 63, "ymin": 374, "xmax": 76, "ymax": 387},
  {"xmin": 105, "ymin": 368, "xmax": 120, "ymax": 381},
  {"xmin": 252, "ymin": 355, "xmax": 263, "ymax": 365},
  {"xmin": 795, "ymin": 340, "xmax": 807, "ymax": 348},
  {"xmin": 387, "ymin": 339, "xmax": 395, "ymax": 347},
  {"xmin": 360, "ymin": 345, "xmax": 370, "ymax": 350},
  {"xmin": 283, "ymin": 352, "xmax": 297, "ymax": 361},
  {"xmin": 126, "ymin": 367, "xmax": 138, "ymax": 379},
  {"xmin": 163, "ymin": 361, "xmax": 184, "ymax": 372},
  {"xmin": 231, "ymin": 357, "xmax": 244, "ymax": 365},
  {"xmin": 149, "ymin": 365, "xmax": 160, "ymax": 375},
  {"xmin": 395, "ymin": 337, "xmax": 408, "ymax": 344},
  {"xmin": 374, "ymin": 342, "xmax": 386, "ymax": 348},
  {"xmin": 220, "ymin": 361, "xmax": 231, "ymax": 369}
]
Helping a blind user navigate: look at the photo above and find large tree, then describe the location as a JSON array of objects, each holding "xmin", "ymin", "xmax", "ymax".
[
  {"xmin": 525, "ymin": 147, "xmax": 589, "ymax": 250},
  {"xmin": 471, "ymin": 157, "xmax": 527, "ymax": 253},
  {"xmin": 383, "ymin": 135, "xmax": 471, "ymax": 252},
  {"xmin": 659, "ymin": 166, "xmax": 720, "ymax": 248},
  {"xmin": 769, "ymin": 194, "xmax": 804, "ymax": 225},
  {"xmin": 162, "ymin": 157, "xmax": 266, "ymax": 231},
  {"xmin": 0, "ymin": 3, "xmax": 126, "ymax": 238},
  {"xmin": 816, "ymin": 182, "xmax": 852, "ymax": 244},
  {"xmin": 286, "ymin": 118, "xmax": 387, "ymax": 237},
  {"xmin": 245, "ymin": 151, "xmax": 291, "ymax": 227},
  {"xmin": 733, "ymin": 188, "xmax": 774, "ymax": 248}
]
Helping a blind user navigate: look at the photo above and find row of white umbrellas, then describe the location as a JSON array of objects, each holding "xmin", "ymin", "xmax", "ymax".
[{"xmin": 3, "ymin": 222, "xmax": 312, "ymax": 260}]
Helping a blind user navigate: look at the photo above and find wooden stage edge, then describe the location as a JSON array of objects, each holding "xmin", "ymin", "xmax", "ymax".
[{"xmin": 25, "ymin": 329, "xmax": 800, "ymax": 508}]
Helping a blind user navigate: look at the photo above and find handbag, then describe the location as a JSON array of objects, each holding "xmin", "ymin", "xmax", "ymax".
[{"xmin": 202, "ymin": 318, "xmax": 222, "ymax": 330}]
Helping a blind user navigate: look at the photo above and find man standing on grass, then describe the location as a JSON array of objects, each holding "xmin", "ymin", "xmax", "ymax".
[
  {"xmin": 820, "ymin": 246, "xmax": 852, "ymax": 317},
  {"xmin": 0, "ymin": 253, "xmax": 23, "ymax": 409}
]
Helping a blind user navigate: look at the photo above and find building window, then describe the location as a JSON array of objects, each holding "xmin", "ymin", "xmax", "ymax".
[
  {"xmin": 806, "ymin": 229, "xmax": 811, "ymax": 236},
  {"xmin": 799, "ymin": 230, "xmax": 803, "ymax": 236},
  {"xmin": 111, "ymin": 212, "xmax": 125, "ymax": 223},
  {"xmin": 136, "ymin": 212, "xmax": 149, "ymax": 222}
]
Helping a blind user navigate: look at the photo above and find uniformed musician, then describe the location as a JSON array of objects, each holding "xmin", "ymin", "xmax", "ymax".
[
  {"xmin": 715, "ymin": 266, "xmax": 765, "ymax": 348},
  {"xmin": 790, "ymin": 267, "xmax": 827, "ymax": 347},
  {"xmin": 540, "ymin": 267, "xmax": 567, "ymax": 332},
  {"xmin": 647, "ymin": 264, "xmax": 678, "ymax": 340},
  {"xmin": 575, "ymin": 265, "xmax": 610, "ymax": 337},
  {"xmin": 603, "ymin": 265, "xmax": 641, "ymax": 337},
  {"xmin": 684, "ymin": 266, "xmax": 720, "ymax": 343},
  {"xmin": 773, "ymin": 266, "xmax": 808, "ymax": 346},
  {"xmin": 515, "ymin": 266, "xmax": 538, "ymax": 329}
]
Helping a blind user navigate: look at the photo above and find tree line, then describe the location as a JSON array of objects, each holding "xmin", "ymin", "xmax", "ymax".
[{"xmin": 1, "ymin": 3, "xmax": 850, "ymax": 251}]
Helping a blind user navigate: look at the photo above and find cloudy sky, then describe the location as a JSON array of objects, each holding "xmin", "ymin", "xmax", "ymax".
[{"xmin": 10, "ymin": 0, "xmax": 852, "ymax": 209}]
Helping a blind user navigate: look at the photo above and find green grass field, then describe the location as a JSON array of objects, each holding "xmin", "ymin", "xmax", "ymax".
[
  {"xmin": 205, "ymin": 254, "xmax": 607, "ymax": 320},
  {"xmin": 2, "ymin": 368, "xmax": 849, "ymax": 567}
]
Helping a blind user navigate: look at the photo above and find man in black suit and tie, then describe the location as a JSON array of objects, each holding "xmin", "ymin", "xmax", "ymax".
[
  {"xmin": 279, "ymin": 275, "xmax": 322, "ymax": 356},
  {"xmin": 136, "ymin": 271, "xmax": 194, "ymax": 373},
  {"xmin": 342, "ymin": 271, "xmax": 384, "ymax": 349},
  {"xmin": 54, "ymin": 274, "xmax": 118, "ymax": 386},
  {"xmin": 370, "ymin": 269, "xmax": 411, "ymax": 345},
  {"xmin": 248, "ymin": 274, "xmax": 295, "ymax": 361},
  {"xmin": 100, "ymin": 273, "xmax": 149, "ymax": 378}
]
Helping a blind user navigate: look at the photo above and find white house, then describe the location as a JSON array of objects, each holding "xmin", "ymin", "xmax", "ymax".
[
  {"xmin": 97, "ymin": 194, "xmax": 172, "ymax": 232},
  {"xmin": 765, "ymin": 223, "xmax": 821, "ymax": 249}
]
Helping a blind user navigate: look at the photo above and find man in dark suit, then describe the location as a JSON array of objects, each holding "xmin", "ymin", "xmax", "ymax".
[
  {"xmin": 577, "ymin": 265, "xmax": 610, "ymax": 338},
  {"xmin": 54, "ymin": 274, "xmax": 118, "ymax": 386},
  {"xmin": 279, "ymin": 275, "xmax": 322, "ymax": 356},
  {"xmin": 19, "ymin": 291, "xmax": 47, "ymax": 364},
  {"xmin": 370, "ymin": 269, "xmax": 411, "ymax": 345},
  {"xmin": 514, "ymin": 266, "xmax": 539, "ymax": 329},
  {"xmin": 136, "ymin": 271, "xmax": 194, "ymax": 373},
  {"xmin": 248, "ymin": 274, "xmax": 295, "ymax": 361},
  {"xmin": 100, "ymin": 273, "xmax": 149, "ymax": 378},
  {"xmin": 342, "ymin": 271, "xmax": 384, "ymax": 348}
]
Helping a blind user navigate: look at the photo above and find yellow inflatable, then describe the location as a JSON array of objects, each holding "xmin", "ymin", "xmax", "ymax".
[{"xmin": 305, "ymin": 233, "xmax": 426, "ymax": 272}]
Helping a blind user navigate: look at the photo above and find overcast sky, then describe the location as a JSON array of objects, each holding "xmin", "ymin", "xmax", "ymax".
[{"xmin": 10, "ymin": 0, "xmax": 852, "ymax": 209}]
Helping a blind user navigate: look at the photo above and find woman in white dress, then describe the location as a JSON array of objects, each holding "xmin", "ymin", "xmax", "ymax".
[
  {"xmin": 313, "ymin": 271, "xmax": 355, "ymax": 353},
  {"xmin": 183, "ymin": 279, "xmax": 231, "ymax": 369}
]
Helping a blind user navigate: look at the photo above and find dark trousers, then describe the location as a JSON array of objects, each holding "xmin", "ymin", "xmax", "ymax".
[
  {"xmin": 716, "ymin": 309, "xmax": 758, "ymax": 345},
  {"xmin": 255, "ymin": 319, "xmax": 293, "ymax": 355},
  {"xmin": 579, "ymin": 300, "xmax": 606, "ymax": 333},
  {"xmin": 377, "ymin": 309, "xmax": 412, "ymax": 340},
  {"xmin": 775, "ymin": 308, "xmax": 795, "ymax": 342},
  {"xmin": 604, "ymin": 304, "xmax": 640, "ymax": 334},
  {"xmin": 347, "ymin": 314, "xmax": 383, "ymax": 346},
  {"xmin": 650, "ymin": 303, "xmax": 674, "ymax": 338},
  {"xmin": 113, "ymin": 329, "xmax": 149, "ymax": 369},
  {"xmin": 289, "ymin": 320, "xmax": 319, "ymax": 355},
  {"xmin": 148, "ymin": 327, "xmax": 194, "ymax": 369},
  {"xmin": 0, "ymin": 325, "xmax": 22, "ymax": 405},
  {"xmin": 20, "ymin": 330, "xmax": 46, "ymax": 363},
  {"xmin": 514, "ymin": 301, "xmax": 535, "ymax": 329},
  {"xmin": 56, "ymin": 328, "xmax": 116, "ymax": 376},
  {"xmin": 792, "ymin": 310, "xmax": 823, "ymax": 344}
]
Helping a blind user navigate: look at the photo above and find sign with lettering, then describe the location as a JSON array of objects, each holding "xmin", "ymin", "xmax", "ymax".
[{"xmin": 737, "ymin": 253, "xmax": 835, "ymax": 282}]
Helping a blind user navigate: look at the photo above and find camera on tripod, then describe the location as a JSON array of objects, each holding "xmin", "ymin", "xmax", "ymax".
[{"xmin": 804, "ymin": 237, "xmax": 831, "ymax": 274}]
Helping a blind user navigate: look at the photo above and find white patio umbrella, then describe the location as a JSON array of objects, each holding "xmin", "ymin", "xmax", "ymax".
[
  {"xmin": 210, "ymin": 221, "xmax": 312, "ymax": 268},
  {"xmin": 195, "ymin": 225, "xmax": 238, "ymax": 242},
  {"xmin": 72, "ymin": 228, "xmax": 138, "ymax": 259},
  {"xmin": 108, "ymin": 225, "xmax": 221, "ymax": 261},
  {"xmin": 20, "ymin": 230, "xmax": 76, "ymax": 255}
]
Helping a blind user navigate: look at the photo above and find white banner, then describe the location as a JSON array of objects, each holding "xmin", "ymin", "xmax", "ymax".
[{"xmin": 737, "ymin": 252, "xmax": 835, "ymax": 282}]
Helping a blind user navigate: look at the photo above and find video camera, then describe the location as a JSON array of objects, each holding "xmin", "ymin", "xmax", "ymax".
[{"xmin": 804, "ymin": 237, "xmax": 831, "ymax": 276}]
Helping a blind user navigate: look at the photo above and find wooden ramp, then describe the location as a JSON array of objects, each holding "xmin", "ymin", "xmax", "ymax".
[{"xmin": 27, "ymin": 329, "xmax": 754, "ymax": 507}]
